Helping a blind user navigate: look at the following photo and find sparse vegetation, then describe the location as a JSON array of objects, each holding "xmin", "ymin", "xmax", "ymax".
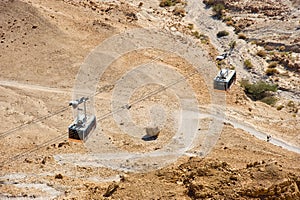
[
  {"xmin": 240, "ymin": 80, "xmax": 278, "ymax": 105},
  {"xmin": 238, "ymin": 33, "xmax": 247, "ymax": 40},
  {"xmin": 173, "ymin": 7, "xmax": 185, "ymax": 16},
  {"xmin": 251, "ymin": 40, "xmax": 258, "ymax": 45},
  {"xmin": 200, "ymin": 34, "xmax": 210, "ymax": 44},
  {"xmin": 277, "ymin": 105, "xmax": 284, "ymax": 110},
  {"xmin": 223, "ymin": 16, "xmax": 232, "ymax": 22},
  {"xmin": 203, "ymin": 0, "xmax": 226, "ymax": 19},
  {"xmin": 212, "ymin": 3, "xmax": 225, "ymax": 19},
  {"xmin": 217, "ymin": 30, "xmax": 229, "ymax": 38},
  {"xmin": 2, "ymin": 0, "xmax": 300, "ymax": 197},
  {"xmin": 229, "ymin": 40, "xmax": 236, "ymax": 49},
  {"xmin": 278, "ymin": 45, "xmax": 286, "ymax": 52},
  {"xmin": 256, "ymin": 50, "xmax": 267, "ymax": 58},
  {"xmin": 260, "ymin": 96, "xmax": 278, "ymax": 106},
  {"xmin": 224, "ymin": 16, "xmax": 233, "ymax": 26},
  {"xmin": 267, "ymin": 61, "xmax": 278, "ymax": 68},
  {"xmin": 229, "ymin": 65, "xmax": 235, "ymax": 70},
  {"xmin": 192, "ymin": 31, "xmax": 201, "ymax": 39},
  {"xmin": 159, "ymin": 0, "xmax": 181, "ymax": 7},
  {"xmin": 192, "ymin": 31, "xmax": 210, "ymax": 44},
  {"xmin": 286, "ymin": 101, "xmax": 298, "ymax": 113},
  {"xmin": 226, "ymin": 20, "xmax": 234, "ymax": 26},
  {"xmin": 269, "ymin": 51, "xmax": 275, "ymax": 56},
  {"xmin": 187, "ymin": 23, "xmax": 194, "ymax": 30},
  {"xmin": 265, "ymin": 68, "xmax": 279, "ymax": 76},
  {"xmin": 202, "ymin": 0, "xmax": 215, "ymax": 6},
  {"xmin": 264, "ymin": 45, "xmax": 275, "ymax": 51},
  {"xmin": 244, "ymin": 59, "xmax": 253, "ymax": 69},
  {"xmin": 269, "ymin": 52, "xmax": 299, "ymax": 72},
  {"xmin": 287, "ymin": 100, "xmax": 295, "ymax": 107}
]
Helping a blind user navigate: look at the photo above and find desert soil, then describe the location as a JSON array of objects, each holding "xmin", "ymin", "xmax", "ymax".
[{"xmin": 0, "ymin": 0, "xmax": 299, "ymax": 199}]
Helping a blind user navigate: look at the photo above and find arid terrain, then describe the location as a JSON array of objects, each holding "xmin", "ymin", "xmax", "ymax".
[{"xmin": 0, "ymin": 0, "xmax": 299, "ymax": 199}]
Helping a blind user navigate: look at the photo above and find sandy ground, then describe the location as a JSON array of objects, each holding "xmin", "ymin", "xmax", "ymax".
[{"xmin": 0, "ymin": 0, "xmax": 299, "ymax": 199}]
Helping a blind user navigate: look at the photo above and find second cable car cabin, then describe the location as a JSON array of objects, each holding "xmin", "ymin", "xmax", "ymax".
[
  {"xmin": 214, "ymin": 69, "xmax": 236, "ymax": 91},
  {"xmin": 68, "ymin": 97, "xmax": 96, "ymax": 142}
]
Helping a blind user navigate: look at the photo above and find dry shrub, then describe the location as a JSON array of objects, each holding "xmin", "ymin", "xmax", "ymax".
[
  {"xmin": 265, "ymin": 68, "xmax": 279, "ymax": 76},
  {"xmin": 173, "ymin": 7, "xmax": 185, "ymax": 16},
  {"xmin": 244, "ymin": 59, "xmax": 253, "ymax": 69},
  {"xmin": 238, "ymin": 33, "xmax": 247, "ymax": 40},
  {"xmin": 226, "ymin": 20, "xmax": 234, "ymax": 26},
  {"xmin": 217, "ymin": 30, "xmax": 229, "ymax": 37},
  {"xmin": 267, "ymin": 62, "xmax": 278, "ymax": 68},
  {"xmin": 257, "ymin": 50, "xmax": 267, "ymax": 58},
  {"xmin": 159, "ymin": 0, "xmax": 181, "ymax": 7}
]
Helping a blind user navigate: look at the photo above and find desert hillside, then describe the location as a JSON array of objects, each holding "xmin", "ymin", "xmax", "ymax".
[{"xmin": 0, "ymin": 0, "xmax": 299, "ymax": 199}]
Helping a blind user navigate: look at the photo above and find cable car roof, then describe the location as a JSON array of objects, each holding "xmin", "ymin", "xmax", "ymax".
[{"xmin": 214, "ymin": 69, "xmax": 236, "ymax": 83}]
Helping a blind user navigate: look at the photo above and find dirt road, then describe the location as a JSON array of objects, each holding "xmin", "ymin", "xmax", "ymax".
[
  {"xmin": 1, "ymin": 0, "xmax": 299, "ymax": 199},
  {"xmin": 0, "ymin": 80, "xmax": 70, "ymax": 94}
]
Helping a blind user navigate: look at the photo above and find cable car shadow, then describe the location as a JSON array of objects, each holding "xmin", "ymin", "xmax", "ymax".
[{"xmin": 142, "ymin": 135, "xmax": 158, "ymax": 141}]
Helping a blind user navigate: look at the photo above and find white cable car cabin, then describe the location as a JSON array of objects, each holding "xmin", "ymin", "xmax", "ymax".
[
  {"xmin": 214, "ymin": 69, "xmax": 236, "ymax": 91},
  {"xmin": 68, "ymin": 97, "xmax": 96, "ymax": 142}
]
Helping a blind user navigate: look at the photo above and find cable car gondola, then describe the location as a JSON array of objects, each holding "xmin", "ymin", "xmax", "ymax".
[
  {"xmin": 68, "ymin": 97, "xmax": 96, "ymax": 142},
  {"xmin": 214, "ymin": 69, "xmax": 236, "ymax": 91}
]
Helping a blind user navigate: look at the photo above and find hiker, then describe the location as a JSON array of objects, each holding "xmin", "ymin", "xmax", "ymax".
[{"xmin": 267, "ymin": 135, "xmax": 271, "ymax": 142}]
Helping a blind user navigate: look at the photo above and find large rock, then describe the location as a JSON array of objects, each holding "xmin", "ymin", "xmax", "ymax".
[{"xmin": 145, "ymin": 126, "xmax": 160, "ymax": 137}]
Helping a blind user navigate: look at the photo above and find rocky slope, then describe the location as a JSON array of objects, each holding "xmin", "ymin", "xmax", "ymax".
[{"xmin": 0, "ymin": 0, "xmax": 299, "ymax": 199}]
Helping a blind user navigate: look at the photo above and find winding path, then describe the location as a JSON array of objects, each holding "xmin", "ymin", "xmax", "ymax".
[
  {"xmin": 184, "ymin": 0, "xmax": 300, "ymax": 154},
  {"xmin": 2, "ymin": 1, "xmax": 299, "ymax": 175},
  {"xmin": 54, "ymin": 109, "xmax": 300, "ymax": 173},
  {"xmin": 208, "ymin": 113, "xmax": 300, "ymax": 154}
]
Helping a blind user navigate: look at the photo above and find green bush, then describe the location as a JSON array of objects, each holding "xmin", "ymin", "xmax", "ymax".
[
  {"xmin": 261, "ymin": 96, "xmax": 278, "ymax": 106},
  {"xmin": 240, "ymin": 80, "xmax": 277, "ymax": 101},
  {"xmin": 217, "ymin": 30, "xmax": 229, "ymax": 38},
  {"xmin": 244, "ymin": 59, "xmax": 253, "ymax": 69},
  {"xmin": 212, "ymin": 3, "xmax": 225, "ymax": 19}
]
